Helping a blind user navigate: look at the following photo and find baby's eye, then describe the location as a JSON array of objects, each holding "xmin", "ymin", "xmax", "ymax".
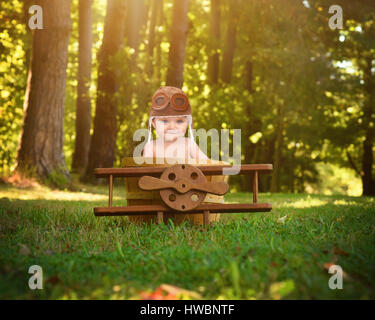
[
  {"xmin": 161, "ymin": 120, "xmax": 168, "ymax": 124},
  {"xmin": 177, "ymin": 120, "xmax": 184, "ymax": 124}
]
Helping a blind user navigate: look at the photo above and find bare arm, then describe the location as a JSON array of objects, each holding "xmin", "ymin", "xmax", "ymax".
[{"xmin": 142, "ymin": 141, "xmax": 154, "ymax": 158}]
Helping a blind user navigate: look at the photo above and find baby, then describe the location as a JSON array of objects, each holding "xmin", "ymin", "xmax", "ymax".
[{"xmin": 143, "ymin": 86, "xmax": 208, "ymax": 162}]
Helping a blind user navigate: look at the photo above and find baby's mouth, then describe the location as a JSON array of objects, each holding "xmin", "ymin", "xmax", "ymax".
[{"xmin": 166, "ymin": 130, "xmax": 179, "ymax": 135}]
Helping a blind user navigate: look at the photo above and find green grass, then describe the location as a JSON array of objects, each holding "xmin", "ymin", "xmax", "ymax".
[{"xmin": 0, "ymin": 183, "xmax": 374, "ymax": 300}]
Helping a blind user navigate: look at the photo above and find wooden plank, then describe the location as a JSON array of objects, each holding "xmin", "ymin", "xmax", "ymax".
[
  {"xmin": 94, "ymin": 203, "xmax": 272, "ymax": 216},
  {"xmin": 94, "ymin": 164, "xmax": 273, "ymax": 178},
  {"xmin": 157, "ymin": 211, "xmax": 164, "ymax": 224},
  {"xmin": 109, "ymin": 174, "xmax": 113, "ymax": 207},
  {"xmin": 204, "ymin": 210, "xmax": 210, "ymax": 226},
  {"xmin": 253, "ymin": 171, "xmax": 258, "ymax": 203}
]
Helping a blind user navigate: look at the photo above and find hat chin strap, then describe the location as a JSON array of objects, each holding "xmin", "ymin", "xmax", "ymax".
[
  {"xmin": 147, "ymin": 115, "xmax": 194, "ymax": 144},
  {"xmin": 147, "ymin": 117, "xmax": 153, "ymax": 143},
  {"xmin": 187, "ymin": 116, "xmax": 194, "ymax": 141}
]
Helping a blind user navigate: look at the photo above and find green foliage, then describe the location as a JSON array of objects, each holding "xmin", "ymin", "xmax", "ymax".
[
  {"xmin": 1, "ymin": 0, "xmax": 372, "ymax": 194},
  {"xmin": 63, "ymin": 0, "xmax": 107, "ymax": 170},
  {"xmin": 0, "ymin": 0, "xmax": 28, "ymax": 174},
  {"xmin": 314, "ymin": 162, "xmax": 362, "ymax": 196}
]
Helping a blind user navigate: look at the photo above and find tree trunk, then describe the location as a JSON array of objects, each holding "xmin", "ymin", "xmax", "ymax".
[
  {"xmin": 243, "ymin": 60, "xmax": 254, "ymax": 190},
  {"xmin": 147, "ymin": 0, "xmax": 158, "ymax": 56},
  {"xmin": 260, "ymin": 136, "xmax": 276, "ymax": 192},
  {"xmin": 72, "ymin": 0, "xmax": 93, "ymax": 173},
  {"xmin": 271, "ymin": 102, "xmax": 284, "ymax": 193},
  {"xmin": 220, "ymin": 0, "xmax": 239, "ymax": 84},
  {"xmin": 361, "ymin": 133, "xmax": 374, "ymax": 195},
  {"xmin": 361, "ymin": 56, "xmax": 375, "ymax": 196},
  {"xmin": 146, "ymin": 0, "xmax": 163, "ymax": 78},
  {"xmin": 119, "ymin": 0, "xmax": 147, "ymax": 125},
  {"xmin": 83, "ymin": 0, "xmax": 126, "ymax": 182},
  {"xmin": 207, "ymin": 0, "xmax": 221, "ymax": 85},
  {"xmin": 16, "ymin": 0, "xmax": 72, "ymax": 183},
  {"xmin": 156, "ymin": 0, "xmax": 164, "ymax": 84},
  {"xmin": 166, "ymin": 0, "xmax": 190, "ymax": 88},
  {"xmin": 126, "ymin": 0, "xmax": 147, "ymax": 51}
]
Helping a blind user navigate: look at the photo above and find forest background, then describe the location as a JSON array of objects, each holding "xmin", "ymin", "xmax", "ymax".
[{"xmin": 1, "ymin": 0, "xmax": 374, "ymax": 197}]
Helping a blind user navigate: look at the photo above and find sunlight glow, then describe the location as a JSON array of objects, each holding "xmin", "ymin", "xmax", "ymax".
[
  {"xmin": 283, "ymin": 198, "xmax": 328, "ymax": 208},
  {"xmin": 302, "ymin": 0, "xmax": 310, "ymax": 8},
  {"xmin": 0, "ymin": 186, "xmax": 119, "ymax": 201},
  {"xmin": 335, "ymin": 60, "xmax": 356, "ymax": 74}
]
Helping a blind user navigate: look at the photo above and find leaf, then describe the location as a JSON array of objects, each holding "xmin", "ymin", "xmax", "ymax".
[
  {"xmin": 46, "ymin": 275, "xmax": 60, "ymax": 285},
  {"xmin": 116, "ymin": 241, "xmax": 125, "ymax": 258},
  {"xmin": 269, "ymin": 280, "xmax": 295, "ymax": 299},
  {"xmin": 323, "ymin": 262, "xmax": 334, "ymax": 271},
  {"xmin": 19, "ymin": 244, "xmax": 31, "ymax": 256},
  {"xmin": 112, "ymin": 285, "xmax": 121, "ymax": 292},
  {"xmin": 140, "ymin": 287, "xmax": 175, "ymax": 300},
  {"xmin": 333, "ymin": 248, "xmax": 349, "ymax": 256},
  {"xmin": 159, "ymin": 284, "xmax": 201, "ymax": 299},
  {"xmin": 139, "ymin": 284, "xmax": 201, "ymax": 300},
  {"xmin": 277, "ymin": 215, "xmax": 288, "ymax": 224}
]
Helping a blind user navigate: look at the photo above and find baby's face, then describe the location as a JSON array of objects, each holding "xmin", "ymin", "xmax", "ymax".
[{"xmin": 153, "ymin": 116, "xmax": 188, "ymax": 142}]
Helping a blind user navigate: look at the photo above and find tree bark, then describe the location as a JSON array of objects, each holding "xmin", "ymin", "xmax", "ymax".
[
  {"xmin": 146, "ymin": 0, "xmax": 163, "ymax": 77},
  {"xmin": 83, "ymin": 0, "xmax": 126, "ymax": 182},
  {"xmin": 361, "ymin": 56, "xmax": 375, "ymax": 196},
  {"xmin": 72, "ymin": 0, "xmax": 93, "ymax": 173},
  {"xmin": 126, "ymin": 0, "xmax": 147, "ymax": 51},
  {"xmin": 156, "ymin": 0, "xmax": 164, "ymax": 84},
  {"xmin": 16, "ymin": 0, "xmax": 72, "ymax": 182},
  {"xmin": 166, "ymin": 0, "xmax": 190, "ymax": 88},
  {"xmin": 271, "ymin": 101, "xmax": 284, "ymax": 193},
  {"xmin": 220, "ymin": 0, "xmax": 239, "ymax": 84},
  {"xmin": 207, "ymin": 0, "xmax": 221, "ymax": 85},
  {"xmin": 243, "ymin": 61, "xmax": 255, "ymax": 190},
  {"xmin": 119, "ymin": 0, "xmax": 147, "ymax": 125}
]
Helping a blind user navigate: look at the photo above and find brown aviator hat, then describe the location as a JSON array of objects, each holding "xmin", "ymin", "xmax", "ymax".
[{"xmin": 150, "ymin": 86, "xmax": 191, "ymax": 118}]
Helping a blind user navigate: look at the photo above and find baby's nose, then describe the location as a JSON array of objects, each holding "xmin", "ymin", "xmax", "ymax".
[{"xmin": 168, "ymin": 121, "xmax": 176, "ymax": 129}]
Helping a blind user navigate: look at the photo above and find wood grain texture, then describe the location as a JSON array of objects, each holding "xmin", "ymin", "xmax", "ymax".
[
  {"xmin": 139, "ymin": 176, "xmax": 228, "ymax": 195},
  {"xmin": 95, "ymin": 164, "xmax": 273, "ymax": 178},
  {"xmin": 253, "ymin": 171, "xmax": 258, "ymax": 203},
  {"xmin": 94, "ymin": 203, "xmax": 272, "ymax": 216},
  {"xmin": 203, "ymin": 210, "xmax": 210, "ymax": 226}
]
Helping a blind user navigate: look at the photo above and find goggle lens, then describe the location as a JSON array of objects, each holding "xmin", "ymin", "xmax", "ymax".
[
  {"xmin": 151, "ymin": 92, "xmax": 189, "ymax": 111},
  {"xmin": 174, "ymin": 97, "xmax": 185, "ymax": 106},
  {"xmin": 172, "ymin": 94, "xmax": 188, "ymax": 111},
  {"xmin": 152, "ymin": 93, "xmax": 168, "ymax": 110},
  {"xmin": 155, "ymin": 96, "xmax": 165, "ymax": 106}
]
